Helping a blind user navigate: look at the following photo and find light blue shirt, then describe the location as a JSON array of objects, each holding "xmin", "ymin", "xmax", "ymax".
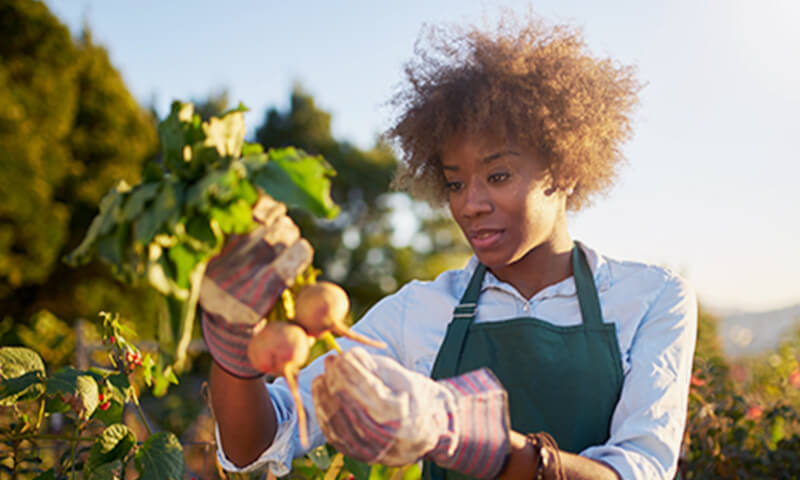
[{"xmin": 216, "ymin": 243, "xmax": 698, "ymax": 480}]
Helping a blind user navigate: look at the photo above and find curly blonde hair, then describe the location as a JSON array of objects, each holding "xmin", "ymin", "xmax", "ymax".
[{"xmin": 386, "ymin": 15, "xmax": 643, "ymax": 211}]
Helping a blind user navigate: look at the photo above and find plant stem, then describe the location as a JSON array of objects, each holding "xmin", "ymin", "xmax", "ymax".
[
  {"xmin": 131, "ymin": 391, "xmax": 153, "ymax": 436},
  {"xmin": 70, "ymin": 433, "xmax": 78, "ymax": 480},
  {"xmin": 34, "ymin": 398, "xmax": 45, "ymax": 431},
  {"xmin": 2, "ymin": 432, "xmax": 96, "ymax": 442}
]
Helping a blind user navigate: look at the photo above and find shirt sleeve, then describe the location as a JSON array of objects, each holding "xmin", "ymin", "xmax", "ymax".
[
  {"xmin": 580, "ymin": 272, "xmax": 698, "ymax": 480},
  {"xmin": 213, "ymin": 285, "xmax": 411, "ymax": 476}
]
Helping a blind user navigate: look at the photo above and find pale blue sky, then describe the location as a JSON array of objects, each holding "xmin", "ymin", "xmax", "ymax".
[{"xmin": 45, "ymin": 0, "xmax": 800, "ymax": 313}]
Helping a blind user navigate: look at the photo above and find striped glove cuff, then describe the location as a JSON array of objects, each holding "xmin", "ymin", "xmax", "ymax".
[
  {"xmin": 426, "ymin": 368, "xmax": 511, "ymax": 479},
  {"xmin": 201, "ymin": 310, "xmax": 262, "ymax": 379}
]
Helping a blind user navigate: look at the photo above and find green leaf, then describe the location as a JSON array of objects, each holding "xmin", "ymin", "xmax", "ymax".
[
  {"xmin": 343, "ymin": 456, "xmax": 371, "ymax": 480},
  {"xmin": 65, "ymin": 181, "xmax": 130, "ymax": 265},
  {"xmin": 45, "ymin": 367, "xmax": 99, "ymax": 419},
  {"xmin": 250, "ymin": 147, "xmax": 339, "ymax": 218},
  {"xmin": 185, "ymin": 169, "xmax": 237, "ymax": 212},
  {"xmin": 209, "ymin": 198, "xmax": 254, "ymax": 234},
  {"xmin": 133, "ymin": 179, "xmax": 183, "ymax": 245},
  {"xmin": 95, "ymin": 223, "xmax": 131, "ymax": 280},
  {"xmin": 91, "ymin": 399, "xmax": 123, "ymax": 426},
  {"xmin": 134, "ymin": 432, "xmax": 185, "ymax": 480},
  {"xmin": 234, "ymin": 178, "xmax": 259, "ymax": 205},
  {"xmin": 0, "ymin": 371, "xmax": 43, "ymax": 406},
  {"xmin": 106, "ymin": 372, "xmax": 133, "ymax": 403},
  {"xmin": 0, "ymin": 347, "xmax": 46, "ymax": 406},
  {"xmin": 121, "ymin": 182, "xmax": 161, "ymax": 221},
  {"xmin": 151, "ymin": 360, "xmax": 179, "ymax": 398},
  {"xmin": 241, "ymin": 142, "xmax": 263, "ymax": 156},
  {"xmin": 182, "ymin": 215, "xmax": 217, "ymax": 251},
  {"xmin": 203, "ymin": 111, "xmax": 245, "ymax": 158},
  {"xmin": 32, "ymin": 469, "xmax": 57, "ymax": 480},
  {"xmin": 401, "ymin": 464, "xmax": 421, "ymax": 480},
  {"xmin": 84, "ymin": 424, "xmax": 136, "ymax": 480},
  {"xmin": 159, "ymin": 102, "xmax": 192, "ymax": 169},
  {"xmin": 307, "ymin": 444, "xmax": 332, "ymax": 470},
  {"xmin": 770, "ymin": 415, "xmax": 786, "ymax": 448},
  {"xmin": 142, "ymin": 354, "xmax": 154, "ymax": 387},
  {"xmin": 147, "ymin": 253, "xmax": 189, "ymax": 300},
  {"xmin": 86, "ymin": 460, "xmax": 123, "ymax": 480},
  {"xmin": 141, "ymin": 162, "xmax": 165, "ymax": 183},
  {"xmin": 166, "ymin": 244, "xmax": 201, "ymax": 290}
]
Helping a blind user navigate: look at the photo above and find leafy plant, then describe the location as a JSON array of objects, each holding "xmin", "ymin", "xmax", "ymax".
[
  {"xmin": 679, "ymin": 310, "xmax": 800, "ymax": 479},
  {"xmin": 64, "ymin": 102, "xmax": 339, "ymax": 377},
  {"xmin": 0, "ymin": 312, "xmax": 183, "ymax": 479}
]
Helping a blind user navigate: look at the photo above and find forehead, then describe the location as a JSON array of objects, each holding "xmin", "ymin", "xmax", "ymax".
[
  {"xmin": 440, "ymin": 133, "xmax": 511, "ymax": 162},
  {"xmin": 440, "ymin": 133, "xmax": 544, "ymax": 171}
]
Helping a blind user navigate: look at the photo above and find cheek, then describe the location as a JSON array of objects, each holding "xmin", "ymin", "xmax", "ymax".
[{"xmin": 518, "ymin": 190, "xmax": 557, "ymax": 230}]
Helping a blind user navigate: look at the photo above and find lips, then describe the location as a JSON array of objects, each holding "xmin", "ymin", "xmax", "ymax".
[{"xmin": 467, "ymin": 228, "xmax": 504, "ymax": 250}]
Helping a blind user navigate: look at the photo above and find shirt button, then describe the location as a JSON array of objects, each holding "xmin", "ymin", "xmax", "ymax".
[{"xmin": 523, "ymin": 304, "xmax": 531, "ymax": 312}]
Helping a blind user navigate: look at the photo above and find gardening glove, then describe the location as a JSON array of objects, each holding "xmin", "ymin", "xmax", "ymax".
[
  {"xmin": 199, "ymin": 194, "xmax": 313, "ymax": 378},
  {"xmin": 312, "ymin": 347, "xmax": 511, "ymax": 479}
]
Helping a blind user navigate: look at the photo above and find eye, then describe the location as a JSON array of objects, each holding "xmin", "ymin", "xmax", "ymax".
[
  {"xmin": 445, "ymin": 180, "xmax": 464, "ymax": 192},
  {"xmin": 488, "ymin": 172, "xmax": 510, "ymax": 183}
]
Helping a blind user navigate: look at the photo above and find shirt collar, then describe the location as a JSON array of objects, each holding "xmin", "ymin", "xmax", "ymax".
[{"xmin": 462, "ymin": 241, "xmax": 611, "ymax": 300}]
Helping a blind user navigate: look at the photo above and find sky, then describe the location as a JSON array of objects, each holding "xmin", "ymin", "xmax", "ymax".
[{"xmin": 44, "ymin": 0, "xmax": 800, "ymax": 314}]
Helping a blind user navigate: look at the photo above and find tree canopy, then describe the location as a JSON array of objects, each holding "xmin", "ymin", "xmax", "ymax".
[{"xmin": 0, "ymin": 0, "xmax": 161, "ymax": 342}]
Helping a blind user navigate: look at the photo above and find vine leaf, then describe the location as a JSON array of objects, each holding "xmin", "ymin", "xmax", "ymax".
[
  {"xmin": 85, "ymin": 459, "xmax": 122, "ymax": 480},
  {"xmin": 0, "ymin": 347, "xmax": 46, "ymax": 406},
  {"xmin": 84, "ymin": 424, "xmax": 135, "ymax": 479},
  {"xmin": 134, "ymin": 432, "xmax": 185, "ymax": 480},
  {"xmin": 45, "ymin": 367, "xmax": 99, "ymax": 420}
]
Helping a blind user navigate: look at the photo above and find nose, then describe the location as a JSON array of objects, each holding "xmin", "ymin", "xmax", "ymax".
[{"xmin": 459, "ymin": 180, "xmax": 493, "ymax": 218}]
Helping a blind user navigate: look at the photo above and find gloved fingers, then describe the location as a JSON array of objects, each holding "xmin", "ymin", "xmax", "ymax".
[
  {"xmin": 200, "ymin": 217, "xmax": 312, "ymax": 324},
  {"xmin": 313, "ymin": 376, "xmax": 392, "ymax": 463},
  {"xmin": 320, "ymin": 349, "xmax": 407, "ymax": 421}
]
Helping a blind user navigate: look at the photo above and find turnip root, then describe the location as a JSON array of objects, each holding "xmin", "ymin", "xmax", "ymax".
[
  {"xmin": 294, "ymin": 281, "xmax": 386, "ymax": 349},
  {"xmin": 247, "ymin": 322, "xmax": 313, "ymax": 447}
]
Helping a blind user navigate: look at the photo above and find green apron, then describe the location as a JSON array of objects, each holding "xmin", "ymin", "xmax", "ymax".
[{"xmin": 424, "ymin": 243, "xmax": 624, "ymax": 480}]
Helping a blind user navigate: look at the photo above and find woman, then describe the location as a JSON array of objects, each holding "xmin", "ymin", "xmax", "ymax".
[{"xmin": 202, "ymin": 15, "xmax": 697, "ymax": 480}]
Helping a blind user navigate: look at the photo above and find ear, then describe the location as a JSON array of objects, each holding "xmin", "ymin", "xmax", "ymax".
[
  {"xmin": 544, "ymin": 178, "xmax": 577, "ymax": 197},
  {"xmin": 564, "ymin": 179, "xmax": 578, "ymax": 197}
]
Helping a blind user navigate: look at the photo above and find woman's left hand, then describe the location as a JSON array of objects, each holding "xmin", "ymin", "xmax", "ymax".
[{"xmin": 312, "ymin": 347, "xmax": 511, "ymax": 479}]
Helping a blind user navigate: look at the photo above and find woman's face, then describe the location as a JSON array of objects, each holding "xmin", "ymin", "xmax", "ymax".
[{"xmin": 441, "ymin": 134, "xmax": 569, "ymax": 270}]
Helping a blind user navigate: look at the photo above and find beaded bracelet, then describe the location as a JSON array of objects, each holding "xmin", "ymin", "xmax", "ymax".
[{"xmin": 526, "ymin": 432, "xmax": 565, "ymax": 480}]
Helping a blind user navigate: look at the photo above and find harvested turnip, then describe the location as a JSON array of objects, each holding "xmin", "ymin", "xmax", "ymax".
[
  {"xmin": 247, "ymin": 321, "xmax": 313, "ymax": 447},
  {"xmin": 294, "ymin": 281, "xmax": 386, "ymax": 349}
]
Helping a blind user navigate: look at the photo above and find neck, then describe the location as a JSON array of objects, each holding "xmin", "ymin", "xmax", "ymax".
[{"xmin": 489, "ymin": 226, "xmax": 574, "ymax": 300}]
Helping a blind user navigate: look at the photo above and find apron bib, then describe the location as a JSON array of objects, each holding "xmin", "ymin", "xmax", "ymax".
[{"xmin": 424, "ymin": 243, "xmax": 624, "ymax": 480}]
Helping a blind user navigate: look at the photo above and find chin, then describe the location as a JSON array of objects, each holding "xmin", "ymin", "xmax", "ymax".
[{"xmin": 474, "ymin": 251, "xmax": 514, "ymax": 270}]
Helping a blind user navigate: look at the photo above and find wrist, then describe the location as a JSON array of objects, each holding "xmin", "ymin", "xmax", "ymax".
[{"xmin": 498, "ymin": 431, "xmax": 535, "ymax": 479}]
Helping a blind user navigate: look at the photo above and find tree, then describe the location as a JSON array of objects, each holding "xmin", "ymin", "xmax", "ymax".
[{"xmin": 0, "ymin": 0, "xmax": 160, "ymax": 349}]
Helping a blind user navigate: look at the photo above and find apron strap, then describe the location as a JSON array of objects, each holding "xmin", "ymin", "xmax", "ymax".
[
  {"xmin": 430, "ymin": 263, "xmax": 487, "ymax": 380},
  {"xmin": 572, "ymin": 242, "xmax": 604, "ymax": 327}
]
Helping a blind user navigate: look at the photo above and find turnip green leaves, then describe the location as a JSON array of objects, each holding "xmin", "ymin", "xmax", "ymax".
[{"xmin": 64, "ymin": 100, "xmax": 340, "ymax": 376}]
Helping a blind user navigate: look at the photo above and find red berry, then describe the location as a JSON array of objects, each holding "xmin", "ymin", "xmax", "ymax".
[
  {"xmin": 746, "ymin": 405, "xmax": 763, "ymax": 420},
  {"xmin": 99, "ymin": 401, "xmax": 110, "ymax": 411},
  {"xmin": 790, "ymin": 369, "xmax": 800, "ymax": 388},
  {"xmin": 98, "ymin": 393, "xmax": 104, "ymax": 402}
]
